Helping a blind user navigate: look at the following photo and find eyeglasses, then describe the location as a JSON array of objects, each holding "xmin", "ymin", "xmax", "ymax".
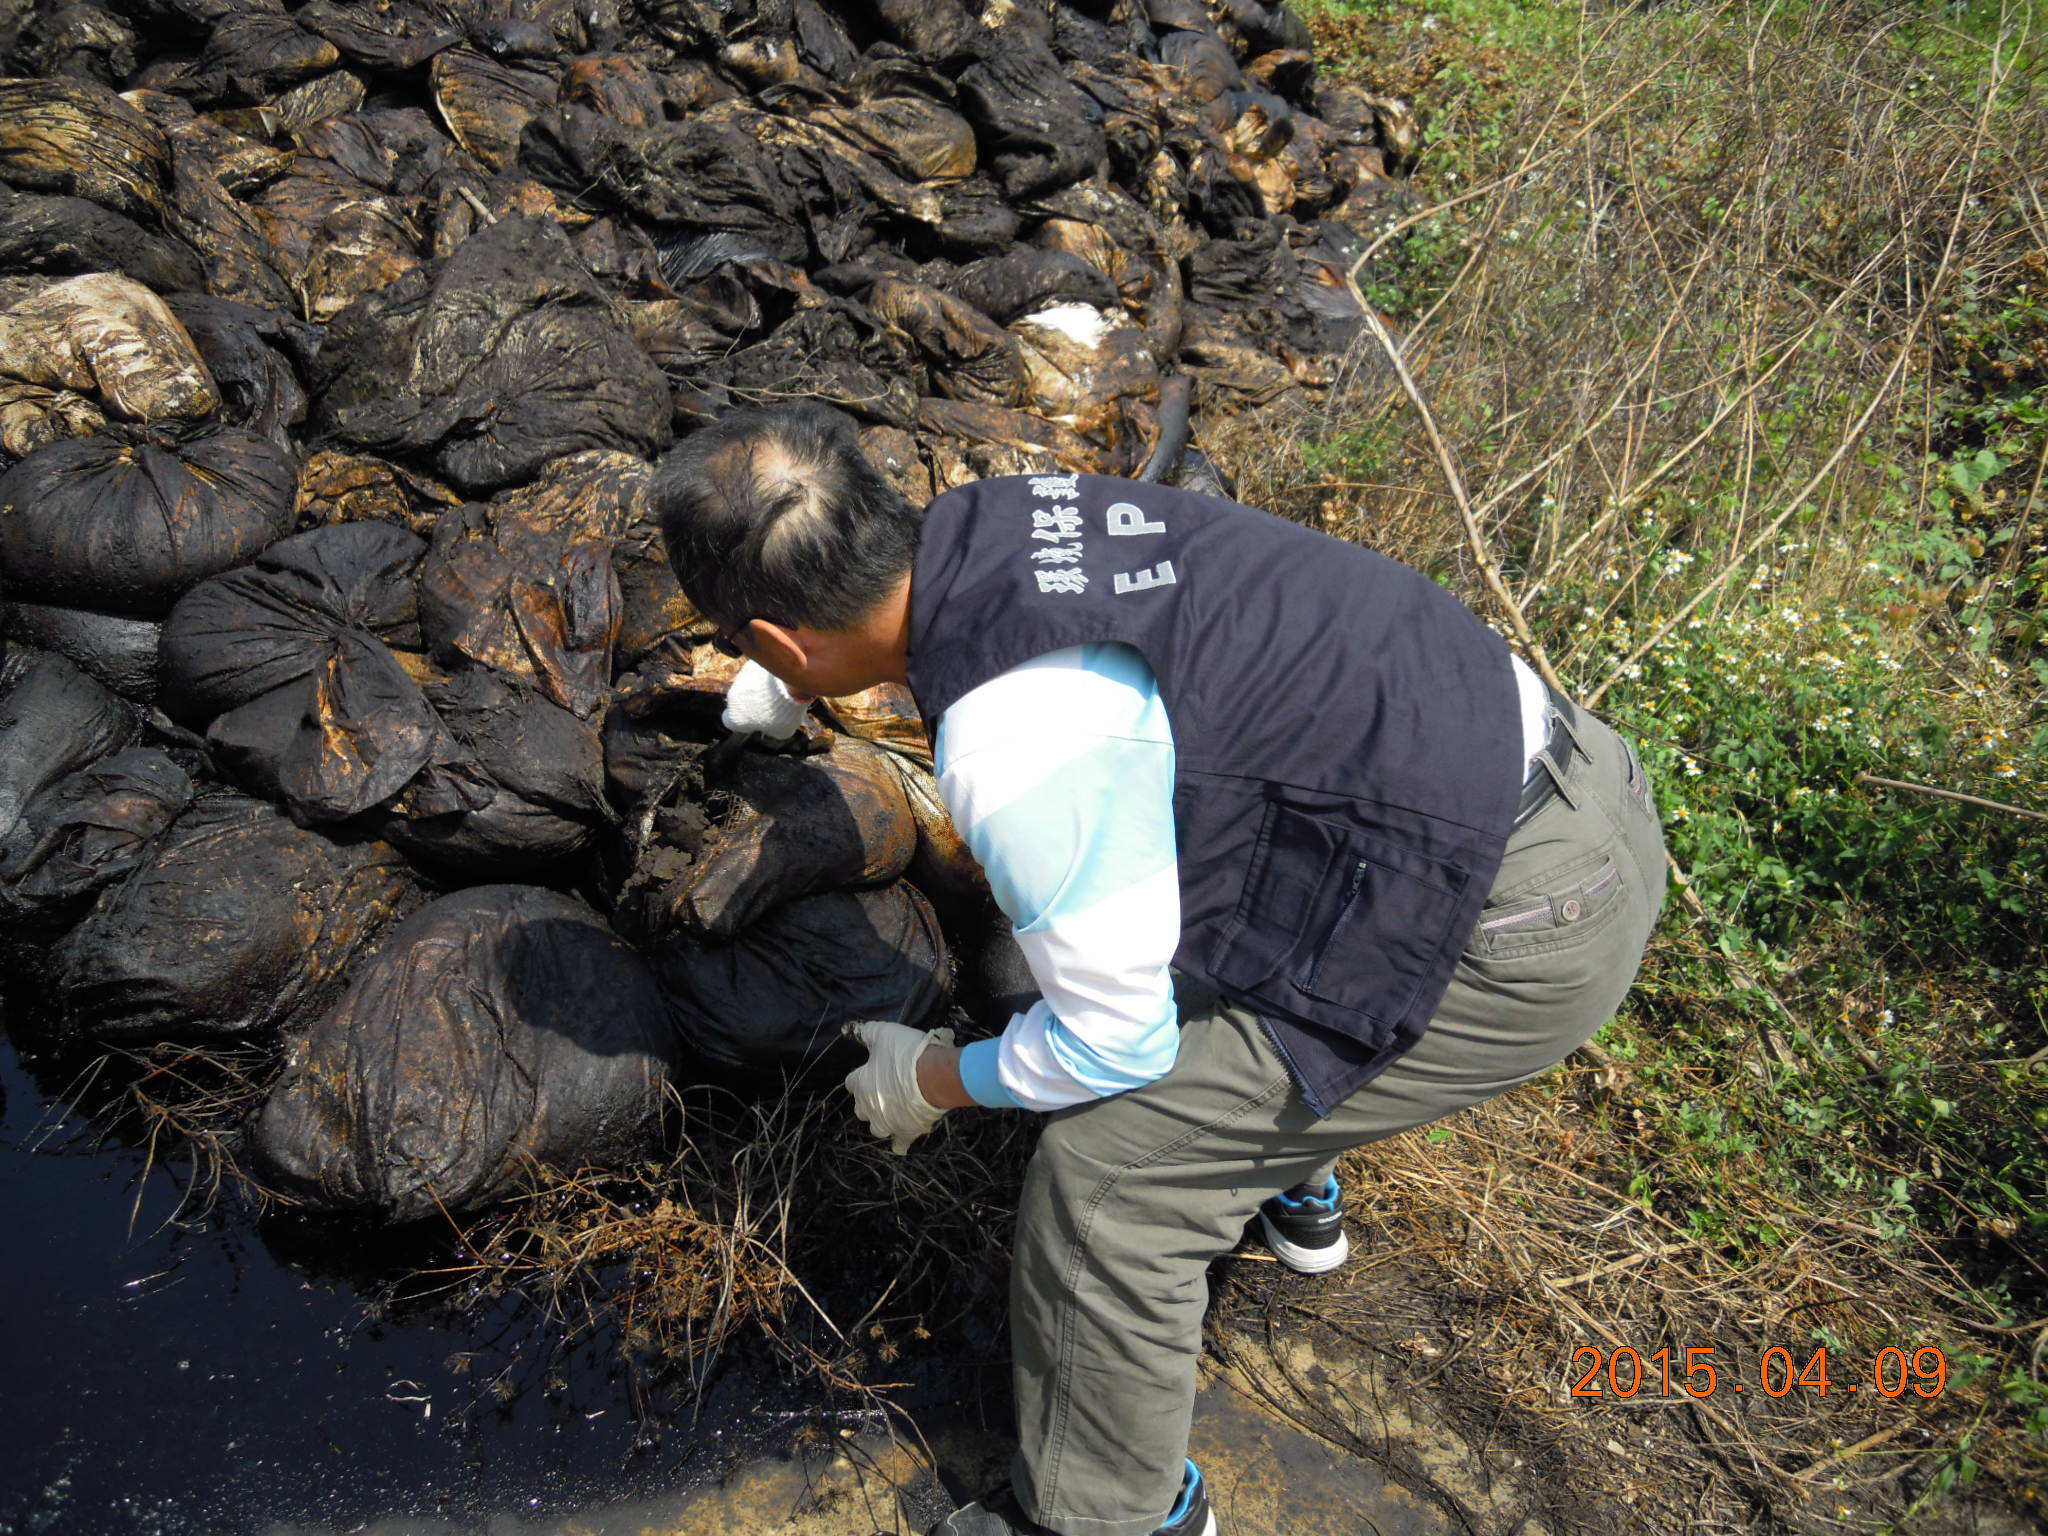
[{"xmin": 709, "ymin": 619, "xmax": 754, "ymax": 659}]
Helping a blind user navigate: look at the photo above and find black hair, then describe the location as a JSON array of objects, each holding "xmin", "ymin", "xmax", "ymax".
[{"xmin": 650, "ymin": 404, "xmax": 923, "ymax": 632}]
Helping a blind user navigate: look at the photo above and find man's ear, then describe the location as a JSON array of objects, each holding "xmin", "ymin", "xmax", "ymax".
[{"xmin": 745, "ymin": 618, "xmax": 810, "ymax": 675}]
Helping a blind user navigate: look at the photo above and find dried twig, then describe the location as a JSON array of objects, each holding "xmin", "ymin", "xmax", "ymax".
[
  {"xmin": 1855, "ymin": 772, "xmax": 2048, "ymax": 823},
  {"xmin": 1350, "ymin": 303, "xmax": 1565, "ymax": 691}
]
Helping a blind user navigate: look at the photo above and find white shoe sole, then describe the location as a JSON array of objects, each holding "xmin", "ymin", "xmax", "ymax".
[{"xmin": 1256, "ymin": 1211, "xmax": 1351, "ymax": 1274}]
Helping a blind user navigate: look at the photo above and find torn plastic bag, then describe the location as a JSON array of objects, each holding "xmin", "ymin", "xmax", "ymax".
[
  {"xmin": 310, "ymin": 214, "xmax": 672, "ymax": 494},
  {"xmin": 158, "ymin": 521, "xmax": 427, "ymax": 727},
  {"xmin": 598, "ymin": 638, "xmax": 735, "ymax": 810},
  {"xmin": 867, "ymin": 276, "xmax": 1023, "ymax": 407},
  {"xmin": 0, "ymin": 189, "xmax": 203, "ymax": 292},
  {"xmin": 52, "ymin": 786, "xmax": 420, "ymax": 1043},
  {"xmin": 250, "ymin": 884, "xmax": 679, "ymax": 1222},
  {"xmin": 0, "ymin": 78, "xmax": 171, "ymax": 225},
  {"xmin": 0, "ymin": 273, "xmax": 217, "ymax": 423},
  {"xmin": 0, "ymin": 646, "xmax": 136, "ymax": 850},
  {"xmin": 651, "ymin": 881, "xmax": 949, "ymax": 1069},
  {"xmin": 1009, "ymin": 301, "xmax": 1161, "ymax": 440},
  {"xmin": 416, "ymin": 452, "xmax": 644, "ymax": 718},
  {"xmin": 0, "ymin": 747, "xmax": 192, "ymax": 926},
  {"xmin": 2, "ymin": 601, "xmax": 160, "ymax": 702},
  {"xmin": 661, "ymin": 737, "xmax": 921, "ymax": 941},
  {"xmin": 0, "ymin": 428, "xmax": 297, "ymax": 617}
]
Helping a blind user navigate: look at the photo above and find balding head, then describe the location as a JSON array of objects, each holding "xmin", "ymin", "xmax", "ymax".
[{"xmin": 652, "ymin": 404, "xmax": 923, "ymax": 633}]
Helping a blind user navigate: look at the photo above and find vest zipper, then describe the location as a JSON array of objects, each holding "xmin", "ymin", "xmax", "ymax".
[
  {"xmin": 1296, "ymin": 857, "xmax": 1370, "ymax": 994},
  {"xmin": 1253, "ymin": 1009, "xmax": 1329, "ymax": 1118}
]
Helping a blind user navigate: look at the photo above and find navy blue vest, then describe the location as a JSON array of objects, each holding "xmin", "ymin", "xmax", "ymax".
[{"xmin": 905, "ymin": 474, "xmax": 1523, "ymax": 1113}]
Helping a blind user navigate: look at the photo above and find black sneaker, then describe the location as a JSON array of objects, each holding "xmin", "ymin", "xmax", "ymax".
[
  {"xmin": 1256, "ymin": 1175, "xmax": 1350, "ymax": 1274},
  {"xmin": 933, "ymin": 1459, "xmax": 1217, "ymax": 1536}
]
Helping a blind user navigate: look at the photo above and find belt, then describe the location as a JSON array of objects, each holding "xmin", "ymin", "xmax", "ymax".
[{"xmin": 1513, "ymin": 684, "xmax": 1579, "ymax": 828}]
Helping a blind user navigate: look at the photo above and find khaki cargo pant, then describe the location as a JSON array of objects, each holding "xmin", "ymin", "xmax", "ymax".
[{"xmin": 1007, "ymin": 706, "xmax": 1667, "ymax": 1536}]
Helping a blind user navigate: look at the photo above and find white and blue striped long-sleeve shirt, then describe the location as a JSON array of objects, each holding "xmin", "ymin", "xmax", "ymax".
[{"xmin": 936, "ymin": 643, "xmax": 1182, "ymax": 1112}]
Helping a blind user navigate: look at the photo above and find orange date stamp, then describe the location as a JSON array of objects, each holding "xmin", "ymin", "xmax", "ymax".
[{"xmin": 1569, "ymin": 1345, "xmax": 1948, "ymax": 1400}]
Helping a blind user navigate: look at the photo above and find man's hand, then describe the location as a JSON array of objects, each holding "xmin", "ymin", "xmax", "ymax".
[{"xmin": 843, "ymin": 1020, "xmax": 956, "ymax": 1154}]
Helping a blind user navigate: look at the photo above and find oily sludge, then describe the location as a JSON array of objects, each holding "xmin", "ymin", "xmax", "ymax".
[{"xmin": 0, "ymin": 0, "xmax": 1416, "ymax": 1220}]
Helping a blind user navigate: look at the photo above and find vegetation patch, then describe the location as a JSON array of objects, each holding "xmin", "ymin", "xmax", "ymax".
[{"xmin": 1231, "ymin": 0, "xmax": 2048, "ymax": 1528}]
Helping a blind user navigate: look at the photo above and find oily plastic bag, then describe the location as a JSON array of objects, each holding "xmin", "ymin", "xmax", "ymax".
[
  {"xmin": 53, "ymin": 786, "xmax": 421, "ymax": 1043},
  {"xmin": 251, "ymin": 885, "xmax": 679, "ymax": 1222}
]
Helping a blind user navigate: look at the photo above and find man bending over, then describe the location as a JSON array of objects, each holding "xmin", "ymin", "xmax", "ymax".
[{"xmin": 653, "ymin": 403, "xmax": 1666, "ymax": 1536}]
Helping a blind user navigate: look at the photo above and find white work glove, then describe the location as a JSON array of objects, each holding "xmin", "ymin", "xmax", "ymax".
[
  {"xmin": 843, "ymin": 1019, "xmax": 956, "ymax": 1155},
  {"xmin": 720, "ymin": 660, "xmax": 812, "ymax": 741}
]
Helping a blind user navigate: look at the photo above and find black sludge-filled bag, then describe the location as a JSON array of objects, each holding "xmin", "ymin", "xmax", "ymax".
[
  {"xmin": 0, "ymin": 647, "xmax": 135, "ymax": 850},
  {"xmin": 0, "ymin": 189, "xmax": 204, "ymax": 292},
  {"xmin": 309, "ymin": 214, "xmax": 673, "ymax": 495},
  {"xmin": 250, "ymin": 885, "xmax": 679, "ymax": 1223},
  {"xmin": 0, "ymin": 78, "xmax": 171, "ymax": 225},
  {"xmin": 945, "ymin": 247, "xmax": 1119, "ymax": 325},
  {"xmin": 165, "ymin": 293, "xmax": 319, "ymax": 449},
  {"xmin": 652, "ymin": 882, "xmax": 950, "ymax": 1069},
  {"xmin": 373, "ymin": 666, "xmax": 610, "ymax": 871},
  {"xmin": 1, "ymin": 601, "xmax": 161, "ymax": 702},
  {"xmin": 52, "ymin": 787, "xmax": 421, "ymax": 1044},
  {"xmin": 156, "ymin": 520, "xmax": 479, "ymax": 827},
  {"xmin": 0, "ymin": 748, "xmax": 193, "ymax": 926},
  {"xmin": 956, "ymin": 40, "xmax": 1107, "ymax": 198},
  {"xmin": 667, "ymin": 738, "xmax": 921, "ymax": 940},
  {"xmin": 0, "ymin": 429, "xmax": 298, "ymax": 617},
  {"xmin": 199, "ymin": 632, "xmax": 481, "ymax": 826},
  {"xmin": 158, "ymin": 520, "xmax": 425, "ymax": 726}
]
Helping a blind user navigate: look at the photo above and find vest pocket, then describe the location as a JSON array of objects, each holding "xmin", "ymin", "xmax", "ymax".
[{"xmin": 1210, "ymin": 804, "xmax": 1469, "ymax": 1034}]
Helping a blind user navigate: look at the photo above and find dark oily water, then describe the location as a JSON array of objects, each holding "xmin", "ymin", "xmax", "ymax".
[{"xmin": 0, "ymin": 998, "xmax": 818, "ymax": 1536}]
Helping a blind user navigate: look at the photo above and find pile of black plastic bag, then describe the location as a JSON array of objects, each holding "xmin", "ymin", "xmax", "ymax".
[{"xmin": 0, "ymin": 0, "xmax": 1411, "ymax": 1222}]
